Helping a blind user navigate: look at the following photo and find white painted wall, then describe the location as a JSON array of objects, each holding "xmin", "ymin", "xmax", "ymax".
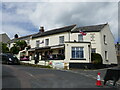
[
  {"xmin": 31, "ymin": 32, "xmax": 70, "ymax": 48},
  {"xmin": 70, "ymin": 32, "xmax": 102, "ymax": 55},
  {"xmin": 100, "ymin": 24, "xmax": 117, "ymax": 64}
]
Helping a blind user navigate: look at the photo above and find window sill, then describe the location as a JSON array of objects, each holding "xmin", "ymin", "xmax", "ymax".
[{"xmin": 70, "ymin": 58, "xmax": 86, "ymax": 60}]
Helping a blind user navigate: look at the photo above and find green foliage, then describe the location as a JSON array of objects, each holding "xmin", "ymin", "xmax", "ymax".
[
  {"xmin": 9, "ymin": 40, "xmax": 27, "ymax": 54},
  {"xmin": 10, "ymin": 44, "xmax": 20, "ymax": 54},
  {"xmin": 15, "ymin": 40, "xmax": 27, "ymax": 50},
  {"xmin": 91, "ymin": 53, "xmax": 103, "ymax": 64},
  {"xmin": 1, "ymin": 43, "xmax": 9, "ymax": 53}
]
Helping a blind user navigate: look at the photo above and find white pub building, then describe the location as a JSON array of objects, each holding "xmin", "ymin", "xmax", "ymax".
[{"xmin": 9, "ymin": 23, "xmax": 118, "ymax": 69}]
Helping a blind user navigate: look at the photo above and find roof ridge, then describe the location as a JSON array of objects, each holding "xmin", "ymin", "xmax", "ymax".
[
  {"xmin": 32, "ymin": 24, "xmax": 76, "ymax": 38},
  {"xmin": 45, "ymin": 24, "xmax": 76, "ymax": 32},
  {"xmin": 78, "ymin": 23, "xmax": 107, "ymax": 28},
  {"xmin": 11, "ymin": 33, "xmax": 38, "ymax": 40}
]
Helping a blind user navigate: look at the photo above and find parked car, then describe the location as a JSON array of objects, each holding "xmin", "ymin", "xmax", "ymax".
[{"xmin": 0, "ymin": 53, "xmax": 20, "ymax": 65}]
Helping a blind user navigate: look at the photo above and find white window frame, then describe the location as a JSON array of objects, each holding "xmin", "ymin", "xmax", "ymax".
[
  {"xmin": 45, "ymin": 39, "xmax": 49, "ymax": 46},
  {"xmin": 104, "ymin": 35, "xmax": 107, "ymax": 45},
  {"xmin": 36, "ymin": 40, "xmax": 40, "ymax": 47},
  {"xmin": 91, "ymin": 48, "xmax": 96, "ymax": 53},
  {"xmin": 78, "ymin": 34, "xmax": 83, "ymax": 41},
  {"xmin": 71, "ymin": 47, "xmax": 84, "ymax": 59},
  {"xmin": 59, "ymin": 36, "xmax": 64, "ymax": 44}
]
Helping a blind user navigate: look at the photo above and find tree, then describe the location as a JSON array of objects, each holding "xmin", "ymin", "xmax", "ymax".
[
  {"xmin": 1, "ymin": 43, "xmax": 9, "ymax": 53},
  {"xmin": 10, "ymin": 44, "xmax": 20, "ymax": 54},
  {"xmin": 15, "ymin": 40, "xmax": 27, "ymax": 50}
]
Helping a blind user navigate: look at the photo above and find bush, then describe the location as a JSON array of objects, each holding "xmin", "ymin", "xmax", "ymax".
[
  {"xmin": 91, "ymin": 53, "xmax": 103, "ymax": 64},
  {"xmin": 1, "ymin": 43, "xmax": 9, "ymax": 53},
  {"xmin": 10, "ymin": 45, "xmax": 20, "ymax": 54}
]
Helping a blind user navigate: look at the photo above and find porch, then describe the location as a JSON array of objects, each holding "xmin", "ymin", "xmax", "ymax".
[{"xmin": 28, "ymin": 44, "xmax": 65, "ymax": 61}]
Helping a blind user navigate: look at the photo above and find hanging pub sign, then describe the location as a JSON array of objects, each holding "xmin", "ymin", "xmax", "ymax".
[{"xmin": 90, "ymin": 33, "xmax": 95, "ymax": 41}]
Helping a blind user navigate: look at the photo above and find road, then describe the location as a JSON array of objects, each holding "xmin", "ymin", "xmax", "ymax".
[{"xmin": 2, "ymin": 64, "xmax": 117, "ymax": 88}]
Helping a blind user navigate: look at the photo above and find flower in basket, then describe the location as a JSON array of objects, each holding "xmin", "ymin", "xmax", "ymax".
[{"xmin": 49, "ymin": 62, "xmax": 52, "ymax": 65}]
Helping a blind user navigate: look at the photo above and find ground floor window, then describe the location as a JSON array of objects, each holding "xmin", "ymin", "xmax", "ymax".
[
  {"xmin": 40, "ymin": 49, "xmax": 65, "ymax": 60},
  {"xmin": 105, "ymin": 51, "xmax": 108, "ymax": 60},
  {"xmin": 91, "ymin": 48, "xmax": 96, "ymax": 53},
  {"xmin": 72, "ymin": 47, "xmax": 84, "ymax": 59}
]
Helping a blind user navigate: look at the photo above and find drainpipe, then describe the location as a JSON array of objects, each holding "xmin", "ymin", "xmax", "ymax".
[{"xmin": 88, "ymin": 44, "xmax": 91, "ymax": 63}]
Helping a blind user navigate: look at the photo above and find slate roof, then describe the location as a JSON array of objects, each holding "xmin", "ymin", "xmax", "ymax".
[
  {"xmin": 71, "ymin": 23, "xmax": 107, "ymax": 33},
  {"xmin": 32, "ymin": 24, "xmax": 76, "ymax": 39}
]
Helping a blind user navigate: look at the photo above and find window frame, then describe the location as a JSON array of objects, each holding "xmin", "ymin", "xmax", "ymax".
[
  {"xmin": 104, "ymin": 35, "xmax": 107, "ymax": 45},
  {"xmin": 36, "ymin": 40, "xmax": 40, "ymax": 47},
  {"xmin": 27, "ymin": 40, "xmax": 30, "ymax": 45},
  {"xmin": 59, "ymin": 36, "xmax": 64, "ymax": 44},
  {"xmin": 71, "ymin": 47, "xmax": 84, "ymax": 59},
  {"xmin": 105, "ymin": 51, "xmax": 108, "ymax": 60},
  {"xmin": 45, "ymin": 39, "xmax": 49, "ymax": 46},
  {"xmin": 78, "ymin": 34, "xmax": 83, "ymax": 42},
  {"xmin": 91, "ymin": 48, "xmax": 96, "ymax": 53}
]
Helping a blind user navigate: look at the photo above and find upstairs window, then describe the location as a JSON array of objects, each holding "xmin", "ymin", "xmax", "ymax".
[
  {"xmin": 78, "ymin": 34, "xmax": 83, "ymax": 41},
  {"xmin": 36, "ymin": 40, "xmax": 40, "ymax": 47},
  {"xmin": 105, "ymin": 51, "xmax": 108, "ymax": 60},
  {"xmin": 45, "ymin": 39, "xmax": 49, "ymax": 46},
  {"xmin": 59, "ymin": 36, "xmax": 64, "ymax": 44},
  {"xmin": 104, "ymin": 35, "xmax": 107, "ymax": 45},
  {"xmin": 27, "ymin": 40, "xmax": 30, "ymax": 45}
]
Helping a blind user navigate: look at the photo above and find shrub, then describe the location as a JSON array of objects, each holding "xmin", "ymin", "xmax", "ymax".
[{"xmin": 91, "ymin": 53, "xmax": 103, "ymax": 64}]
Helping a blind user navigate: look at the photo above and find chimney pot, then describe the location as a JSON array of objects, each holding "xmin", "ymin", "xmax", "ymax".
[{"xmin": 39, "ymin": 26, "xmax": 44, "ymax": 33}]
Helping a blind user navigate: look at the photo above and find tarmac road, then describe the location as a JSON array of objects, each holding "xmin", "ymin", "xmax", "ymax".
[{"xmin": 2, "ymin": 64, "xmax": 115, "ymax": 89}]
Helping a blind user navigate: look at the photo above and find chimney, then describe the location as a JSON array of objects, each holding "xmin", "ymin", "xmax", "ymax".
[
  {"xmin": 14, "ymin": 34, "xmax": 18, "ymax": 38},
  {"xmin": 39, "ymin": 26, "xmax": 44, "ymax": 33}
]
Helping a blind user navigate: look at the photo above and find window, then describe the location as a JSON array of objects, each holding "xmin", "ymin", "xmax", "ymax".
[
  {"xmin": 78, "ymin": 34, "xmax": 83, "ymax": 41},
  {"xmin": 104, "ymin": 35, "xmax": 107, "ymax": 45},
  {"xmin": 27, "ymin": 40, "xmax": 30, "ymax": 44},
  {"xmin": 36, "ymin": 40, "xmax": 40, "ymax": 47},
  {"xmin": 59, "ymin": 36, "xmax": 64, "ymax": 44},
  {"xmin": 8, "ymin": 43, "xmax": 10, "ymax": 48},
  {"xmin": 91, "ymin": 48, "xmax": 96, "ymax": 53},
  {"xmin": 105, "ymin": 51, "xmax": 108, "ymax": 60},
  {"xmin": 72, "ymin": 47, "xmax": 84, "ymax": 59},
  {"xmin": 45, "ymin": 39, "xmax": 49, "ymax": 46},
  {"xmin": 59, "ymin": 49, "xmax": 64, "ymax": 54}
]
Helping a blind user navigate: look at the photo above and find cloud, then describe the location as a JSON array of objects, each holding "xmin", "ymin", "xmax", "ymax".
[
  {"xmin": 28, "ymin": 2, "xmax": 118, "ymax": 34},
  {"xmin": 2, "ymin": 24, "xmax": 34, "ymax": 39},
  {"xmin": 1, "ymin": 2, "xmax": 118, "ymax": 42},
  {"xmin": 2, "ymin": 0, "xmax": 119, "ymax": 2}
]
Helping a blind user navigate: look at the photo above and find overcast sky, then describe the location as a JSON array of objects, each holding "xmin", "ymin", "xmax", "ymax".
[{"xmin": 1, "ymin": 1, "xmax": 119, "ymax": 42}]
